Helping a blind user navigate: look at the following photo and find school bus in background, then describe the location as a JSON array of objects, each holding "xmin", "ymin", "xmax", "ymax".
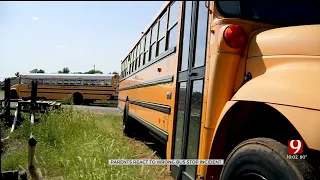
[
  {"xmin": 10, "ymin": 73, "xmax": 120, "ymax": 105},
  {"xmin": 118, "ymin": 1, "xmax": 320, "ymax": 180}
]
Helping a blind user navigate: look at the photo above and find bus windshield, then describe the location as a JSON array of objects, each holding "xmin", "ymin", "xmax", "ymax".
[{"xmin": 216, "ymin": 1, "xmax": 320, "ymax": 26}]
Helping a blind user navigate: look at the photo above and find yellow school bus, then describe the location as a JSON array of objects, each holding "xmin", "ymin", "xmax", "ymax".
[
  {"xmin": 11, "ymin": 73, "xmax": 120, "ymax": 105},
  {"xmin": 118, "ymin": 1, "xmax": 320, "ymax": 179}
]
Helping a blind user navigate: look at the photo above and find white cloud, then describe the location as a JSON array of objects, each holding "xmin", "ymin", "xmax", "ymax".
[
  {"xmin": 56, "ymin": 45, "xmax": 66, "ymax": 49},
  {"xmin": 31, "ymin": 16, "xmax": 39, "ymax": 21},
  {"xmin": 79, "ymin": 48, "xmax": 85, "ymax": 50}
]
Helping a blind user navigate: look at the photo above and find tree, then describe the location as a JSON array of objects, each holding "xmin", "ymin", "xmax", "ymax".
[
  {"xmin": 112, "ymin": 71, "xmax": 118, "ymax": 75},
  {"xmin": 84, "ymin": 69, "xmax": 103, "ymax": 74},
  {"xmin": 30, "ymin": 69, "xmax": 45, "ymax": 73},
  {"xmin": 14, "ymin": 72, "xmax": 20, "ymax": 77},
  {"xmin": 58, "ymin": 67, "xmax": 70, "ymax": 74}
]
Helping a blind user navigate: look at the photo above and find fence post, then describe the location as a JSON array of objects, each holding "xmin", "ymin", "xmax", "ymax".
[
  {"xmin": 4, "ymin": 78, "xmax": 11, "ymax": 124},
  {"xmin": 28, "ymin": 80, "xmax": 38, "ymax": 173},
  {"xmin": 29, "ymin": 81, "xmax": 38, "ymax": 120}
]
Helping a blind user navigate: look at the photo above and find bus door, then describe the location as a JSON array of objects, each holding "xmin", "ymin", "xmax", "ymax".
[{"xmin": 171, "ymin": 1, "xmax": 209, "ymax": 180}]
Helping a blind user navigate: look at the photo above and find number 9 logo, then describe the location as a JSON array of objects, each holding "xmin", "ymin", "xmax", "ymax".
[{"xmin": 288, "ymin": 140, "xmax": 303, "ymax": 155}]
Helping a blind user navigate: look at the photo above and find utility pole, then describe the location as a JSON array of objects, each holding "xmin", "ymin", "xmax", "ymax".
[{"xmin": 94, "ymin": 65, "xmax": 95, "ymax": 71}]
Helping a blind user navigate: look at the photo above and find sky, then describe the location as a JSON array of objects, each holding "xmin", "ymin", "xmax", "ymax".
[{"xmin": 0, "ymin": 1, "xmax": 166, "ymax": 81}]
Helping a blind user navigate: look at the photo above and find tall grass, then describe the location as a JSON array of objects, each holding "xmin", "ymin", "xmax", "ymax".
[{"xmin": 1, "ymin": 107, "xmax": 171, "ymax": 180}]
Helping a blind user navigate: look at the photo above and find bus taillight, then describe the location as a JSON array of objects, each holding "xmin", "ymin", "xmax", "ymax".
[{"xmin": 223, "ymin": 24, "xmax": 247, "ymax": 49}]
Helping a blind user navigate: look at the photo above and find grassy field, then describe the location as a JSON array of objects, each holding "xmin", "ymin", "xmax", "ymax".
[
  {"xmin": 0, "ymin": 90, "xmax": 3, "ymax": 100},
  {"xmin": 1, "ymin": 107, "xmax": 172, "ymax": 180}
]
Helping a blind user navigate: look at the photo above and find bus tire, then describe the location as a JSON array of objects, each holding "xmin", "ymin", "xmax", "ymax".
[
  {"xmin": 220, "ymin": 138, "xmax": 319, "ymax": 180},
  {"xmin": 73, "ymin": 93, "xmax": 83, "ymax": 105},
  {"xmin": 123, "ymin": 101, "xmax": 134, "ymax": 137},
  {"xmin": 10, "ymin": 89, "xmax": 18, "ymax": 99}
]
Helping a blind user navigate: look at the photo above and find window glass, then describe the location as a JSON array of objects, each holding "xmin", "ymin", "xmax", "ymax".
[
  {"xmin": 99, "ymin": 80, "xmax": 105, "ymax": 86},
  {"xmin": 169, "ymin": 2, "xmax": 179, "ymax": 29},
  {"xmin": 64, "ymin": 80, "xmax": 69, "ymax": 84},
  {"xmin": 140, "ymin": 36, "xmax": 145, "ymax": 54},
  {"xmin": 106, "ymin": 80, "xmax": 111, "ymax": 86},
  {"xmin": 194, "ymin": 1, "xmax": 209, "ymax": 68},
  {"xmin": 168, "ymin": 25, "xmax": 177, "ymax": 49},
  {"xmin": 83, "ymin": 80, "xmax": 88, "ymax": 85},
  {"xmin": 145, "ymin": 31, "xmax": 151, "ymax": 50},
  {"xmin": 180, "ymin": 1, "xmax": 192, "ymax": 71},
  {"xmin": 21, "ymin": 78, "xmax": 28, "ymax": 84},
  {"xmin": 217, "ymin": 1, "xmax": 320, "ymax": 26},
  {"xmin": 159, "ymin": 13, "xmax": 167, "ymax": 38},
  {"xmin": 158, "ymin": 38, "xmax": 165, "ymax": 55},
  {"xmin": 151, "ymin": 23, "xmax": 158, "ymax": 44},
  {"xmin": 51, "ymin": 79, "xmax": 57, "ymax": 84},
  {"xmin": 70, "ymin": 80, "xmax": 75, "ymax": 85},
  {"xmin": 57, "ymin": 80, "xmax": 63, "ymax": 84},
  {"xmin": 77, "ymin": 80, "xmax": 82, "ymax": 85},
  {"xmin": 145, "ymin": 51, "xmax": 150, "ymax": 62},
  {"xmin": 134, "ymin": 59, "xmax": 138, "ymax": 70},
  {"xmin": 44, "ymin": 79, "xmax": 50, "ymax": 84},
  {"xmin": 140, "ymin": 54, "xmax": 144, "ymax": 66},
  {"xmin": 150, "ymin": 43, "xmax": 157, "ymax": 59},
  {"xmin": 38, "ymin": 79, "xmax": 44, "ymax": 84},
  {"xmin": 92, "ymin": 80, "xmax": 97, "ymax": 85}
]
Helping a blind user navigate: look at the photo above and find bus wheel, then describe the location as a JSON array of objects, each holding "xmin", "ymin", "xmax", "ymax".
[
  {"xmin": 220, "ymin": 138, "xmax": 319, "ymax": 180},
  {"xmin": 123, "ymin": 101, "xmax": 134, "ymax": 137},
  {"xmin": 10, "ymin": 89, "xmax": 18, "ymax": 99},
  {"xmin": 73, "ymin": 93, "xmax": 83, "ymax": 105}
]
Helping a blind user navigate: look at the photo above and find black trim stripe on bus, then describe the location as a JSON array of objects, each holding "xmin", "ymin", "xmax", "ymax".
[
  {"xmin": 119, "ymin": 75, "xmax": 174, "ymax": 91},
  {"xmin": 36, "ymin": 84, "xmax": 114, "ymax": 87},
  {"xmin": 118, "ymin": 105, "xmax": 168, "ymax": 142},
  {"xmin": 129, "ymin": 99, "xmax": 171, "ymax": 115},
  {"xmin": 128, "ymin": 112, "xmax": 168, "ymax": 142},
  {"xmin": 37, "ymin": 88, "xmax": 115, "ymax": 91},
  {"xmin": 120, "ymin": 46, "xmax": 176, "ymax": 82},
  {"xmin": 20, "ymin": 91, "xmax": 113, "ymax": 96}
]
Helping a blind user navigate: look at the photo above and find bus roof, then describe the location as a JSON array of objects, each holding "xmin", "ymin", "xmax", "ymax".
[
  {"xmin": 121, "ymin": 1, "xmax": 171, "ymax": 63},
  {"xmin": 20, "ymin": 73, "xmax": 114, "ymax": 80}
]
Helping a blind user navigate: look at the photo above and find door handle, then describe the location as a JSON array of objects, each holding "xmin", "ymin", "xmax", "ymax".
[{"xmin": 188, "ymin": 72, "xmax": 197, "ymax": 76}]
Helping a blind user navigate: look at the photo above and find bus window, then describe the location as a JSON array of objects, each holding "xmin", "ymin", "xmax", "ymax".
[
  {"xmin": 51, "ymin": 79, "xmax": 57, "ymax": 84},
  {"xmin": 167, "ymin": 2, "xmax": 179, "ymax": 49},
  {"xmin": 57, "ymin": 80, "xmax": 63, "ymax": 84},
  {"xmin": 106, "ymin": 80, "xmax": 111, "ymax": 86},
  {"xmin": 38, "ymin": 79, "xmax": 44, "ymax": 84},
  {"xmin": 21, "ymin": 78, "xmax": 28, "ymax": 84},
  {"xmin": 92, "ymin": 80, "xmax": 97, "ymax": 85},
  {"xmin": 158, "ymin": 12, "xmax": 167, "ymax": 55},
  {"xmin": 145, "ymin": 31, "xmax": 151, "ymax": 62},
  {"xmin": 99, "ymin": 80, "xmax": 105, "ymax": 86},
  {"xmin": 64, "ymin": 80, "xmax": 69, "ymax": 85},
  {"xmin": 150, "ymin": 22, "xmax": 158, "ymax": 59},
  {"xmin": 70, "ymin": 80, "xmax": 75, "ymax": 85},
  {"xmin": 44, "ymin": 79, "xmax": 50, "ymax": 84},
  {"xmin": 77, "ymin": 80, "xmax": 82, "ymax": 85},
  {"xmin": 84, "ymin": 80, "xmax": 88, "ymax": 85}
]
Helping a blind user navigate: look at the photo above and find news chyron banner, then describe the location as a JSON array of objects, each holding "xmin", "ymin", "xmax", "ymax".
[{"xmin": 108, "ymin": 159, "xmax": 224, "ymax": 165}]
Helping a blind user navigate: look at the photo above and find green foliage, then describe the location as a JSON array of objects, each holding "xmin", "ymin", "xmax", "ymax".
[
  {"xmin": 58, "ymin": 67, "xmax": 70, "ymax": 74},
  {"xmin": 84, "ymin": 69, "xmax": 103, "ymax": 74},
  {"xmin": 14, "ymin": 72, "xmax": 20, "ymax": 77},
  {"xmin": 29, "ymin": 69, "xmax": 45, "ymax": 73},
  {"xmin": 1, "ymin": 108, "xmax": 171, "ymax": 180},
  {"xmin": 62, "ymin": 94, "xmax": 74, "ymax": 105}
]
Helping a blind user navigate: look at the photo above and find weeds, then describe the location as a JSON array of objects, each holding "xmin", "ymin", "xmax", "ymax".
[{"xmin": 1, "ymin": 107, "xmax": 171, "ymax": 180}]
